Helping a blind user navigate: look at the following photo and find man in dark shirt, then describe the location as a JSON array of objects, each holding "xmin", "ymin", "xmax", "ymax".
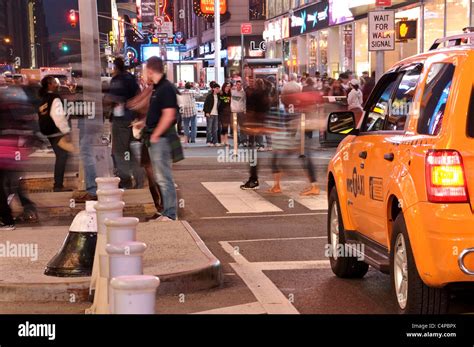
[{"xmin": 145, "ymin": 56, "xmax": 178, "ymax": 221}]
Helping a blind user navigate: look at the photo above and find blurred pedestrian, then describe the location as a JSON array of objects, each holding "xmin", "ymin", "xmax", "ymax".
[
  {"xmin": 107, "ymin": 57, "xmax": 142, "ymax": 189},
  {"xmin": 38, "ymin": 76, "xmax": 72, "ymax": 192},
  {"xmin": 240, "ymin": 79, "xmax": 270, "ymax": 190},
  {"xmin": 231, "ymin": 80, "xmax": 247, "ymax": 146}
]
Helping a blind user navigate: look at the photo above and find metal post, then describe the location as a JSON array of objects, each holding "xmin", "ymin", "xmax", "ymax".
[
  {"xmin": 78, "ymin": 0, "xmax": 110, "ymax": 183},
  {"xmin": 214, "ymin": 0, "xmax": 221, "ymax": 84},
  {"xmin": 375, "ymin": 6, "xmax": 385, "ymax": 82},
  {"xmin": 233, "ymin": 113, "xmax": 238, "ymax": 158},
  {"xmin": 300, "ymin": 113, "xmax": 306, "ymax": 158},
  {"xmin": 241, "ymin": 32, "xmax": 244, "ymax": 79}
]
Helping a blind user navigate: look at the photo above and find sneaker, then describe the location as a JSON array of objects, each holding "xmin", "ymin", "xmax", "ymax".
[
  {"xmin": 154, "ymin": 215, "xmax": 173, "ymax": 222},
  {"xmin": 240, "ymin": 180, "xmax": 259, "ymax": 190},
  {"xmin": 0, "ymin": 224, "xmax": 15, "ymax": 231},
  {"xmin": 257, "ymin": 146, "xmax": 265, "ymax": 152},
  {"xmin": 207, "ymin": 143, "xmax": 213, "ymax": 147}
]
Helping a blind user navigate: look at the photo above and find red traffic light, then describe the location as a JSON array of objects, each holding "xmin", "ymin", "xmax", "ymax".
[{"xmin": 69, "ymin": 10, "xmax": 77, "ymax": 28}]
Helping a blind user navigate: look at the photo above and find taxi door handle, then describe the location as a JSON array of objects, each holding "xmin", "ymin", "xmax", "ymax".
[
  {"xmin": 359, "ymin": 151, "xmax": 368, "ymax": 159},
  {"xmin": 384, "ymin": 153, "xmax": 395, "ymax": 162}
]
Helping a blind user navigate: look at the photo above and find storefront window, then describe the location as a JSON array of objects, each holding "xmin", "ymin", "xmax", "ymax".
[
  {"xmin": 319, "ymin": 30, "xmax": 328, "ymax": 74},
  {"xmin": 446, "ymin": 0, "xmax": 470, "ymax": 37},
  {"xmin": 424, "ymin": 0, "xmax": 445, "ymax": 52},
  {"xmin": 355, "ymin": 19, "xmax": 369, "ymax": 77}
]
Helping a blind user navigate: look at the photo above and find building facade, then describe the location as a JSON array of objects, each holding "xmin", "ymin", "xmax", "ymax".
[
  {"xmin": 0, "ymin": 0, "xmax": 32, "ymax": 69},
  {"xmin": 265, "ymin": 0, "xmax": 474, "ymax": 78}
]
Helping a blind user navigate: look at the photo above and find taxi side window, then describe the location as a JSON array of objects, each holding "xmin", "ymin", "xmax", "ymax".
[
  {"xmin": 362, "ymin": 74, "xmax": 398, "ymax": 133},
  {"xmin": 385, "ymin": 68, "xmax": 422, "ymax": 131},
  {"xmin": 418, "ymin": 63, "xmax": 455, "ymax": 136}
]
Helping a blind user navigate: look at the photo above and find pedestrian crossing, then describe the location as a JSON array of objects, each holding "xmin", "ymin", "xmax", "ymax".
[{"xmin": 201, "ymin": 181, "xmax": 327, "ymax": 214}]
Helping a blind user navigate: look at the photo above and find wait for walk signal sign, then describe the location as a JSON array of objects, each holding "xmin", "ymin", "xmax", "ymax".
[{"xmin": 368, "ymin": 10, "xmax": 395, "ymax": 51}]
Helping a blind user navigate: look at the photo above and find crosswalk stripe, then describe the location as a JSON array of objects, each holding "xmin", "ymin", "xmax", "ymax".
[
  {"xmin": 265, "ymin": 181, "xmax": 328, "ymax": 210},
  {"xmin": 202, "ymin": 182, "xmax": 283, "ymax": 214}
]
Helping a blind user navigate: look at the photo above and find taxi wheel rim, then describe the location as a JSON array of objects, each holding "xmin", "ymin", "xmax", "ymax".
[
  {"xmin": 394, "ymin": 233, "xmax": 408, "ymax": 310},
  {"xmin": 330, "ymin": 201, "xmax": 339, "ymax": 260}
]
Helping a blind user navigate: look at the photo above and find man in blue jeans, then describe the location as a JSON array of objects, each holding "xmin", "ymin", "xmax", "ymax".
[{"xmin": 144, "ymin": 56, "xmax": 178, "ymax": 221}]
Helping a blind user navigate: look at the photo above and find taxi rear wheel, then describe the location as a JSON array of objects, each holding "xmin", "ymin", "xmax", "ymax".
[
  {"xmin": 390, "ymin": 214, "xmax": 449, "ymax": 314},
  {"xmin": 327, "ymin": 187, "xmax": 369, "ymax": 278}
]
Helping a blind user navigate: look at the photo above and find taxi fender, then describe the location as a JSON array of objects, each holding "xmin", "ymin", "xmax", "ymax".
[{"xmin": 328, "ymin": 154, "xmax": 356, "ymax": 231}]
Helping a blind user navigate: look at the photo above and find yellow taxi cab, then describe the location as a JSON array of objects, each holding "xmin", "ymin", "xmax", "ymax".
[{"xmin": 326, "ymin": 33, "xmax": 474, "ymax": 314}]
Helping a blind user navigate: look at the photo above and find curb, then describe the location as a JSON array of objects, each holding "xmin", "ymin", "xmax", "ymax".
[{"xmin": 0, "ymin": 222, "xmax": 222, "ymax": 303}]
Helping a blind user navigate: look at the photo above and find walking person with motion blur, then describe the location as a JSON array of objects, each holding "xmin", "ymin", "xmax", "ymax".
[
  {"xmin": 38, "ymin": 76, "xmax": 72, "ymax": 192},
  {"xmin": 107, "ymin": 57, "xmax": 142, "ymax": 189},
  {"xmin": 240, "ymin": 79, "xmax": 271, "ymax": 190},
  {"xmin": 231, "ymin": 80, "xmax": 247, "ymax": 146}
]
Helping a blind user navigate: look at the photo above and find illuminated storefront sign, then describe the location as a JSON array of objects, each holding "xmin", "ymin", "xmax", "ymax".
[
  {"xmin": 194, "ymin": 0, "xmax": 227, "ymax": 17},
  {"xmin": 290, "ymin": 0, "xmax": 329, "ymax": 37},
  {"xmin": 329, "ymin": 0, "xmax": 355, "ymax": 25},
  {"xmin": 264, "ymin": 16, "xmax": 290, "ymax": 42}
]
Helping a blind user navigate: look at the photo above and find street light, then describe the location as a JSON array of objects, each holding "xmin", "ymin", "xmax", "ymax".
[{"xmin": 3, "ymin": 37, "xmax": 11, "ymax": 44}]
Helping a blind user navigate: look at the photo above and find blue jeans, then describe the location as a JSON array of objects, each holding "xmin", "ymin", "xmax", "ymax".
[
  {"xmin": 183, "ymin": 115, "xmax": 197, "ymax": 142},
  {"xmin": 79, "ymin": 121, "xmax": 97, "ymax": 195},
  {"xmin": 206, "ymin": 115, "xmax": 218, "ymax": 144},
  {"xmin": 148, "ymin": 137, "xmax": 177, "ymax": 220}
]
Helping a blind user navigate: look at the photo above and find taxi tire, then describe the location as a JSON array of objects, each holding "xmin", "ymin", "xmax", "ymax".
[
  {"xmin": 328, "ymin": 187, "xmax": 369, "ymax": 279},
  {"xmin": 390, "ymin": 214, "xmax": 449, "ymax": 314}
]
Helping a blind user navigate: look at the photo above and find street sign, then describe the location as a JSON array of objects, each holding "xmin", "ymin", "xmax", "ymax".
[
  {"xmin": 178, "ymin": 45, "xmax": 187, "ymax": 52},
  {"xmin": 159, "ymin": 22, "xmax": 174, "ymax": 38},
  {"xmin": 368, "ymin": 10, "xmax": 395, "ymax": 51},
  {"xmin": 154, "ymin": 16, "xmax": 164, "ymax": 26},
  {"xmin": 376, "ymin": 0, "xmax": 392, "ymax": 7},
  {"xmin": 241, "ymin": 23, "xmax": 252, "ymax": 35}
]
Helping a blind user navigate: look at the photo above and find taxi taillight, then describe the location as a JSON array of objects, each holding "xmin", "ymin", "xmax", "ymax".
[{"xmin": 425, "ymin": 150, "xmax": 469, "ymax": 203}]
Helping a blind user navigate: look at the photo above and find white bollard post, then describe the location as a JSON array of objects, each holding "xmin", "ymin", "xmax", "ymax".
[
  {"xmin": 88, "ymin": 176, "xmax": 121, "ymax": 293},
  {"xmin": 105, "ymin": 217, "xmax": 139, "ymax": 244},
  {"xmin": 106, "ymin": 241, "xmax": 147, "ymax": 313},
  {"xmin": 110, "ymin": 275, "xmax": 160, "ymax": 314},
  {"xmin": 86, "ymin": 200, "xmax": 125, "ymax": 314},
  {"xmin": 97, "ymin": 189, "xmax": 124, "ymax": 203},
  {"xmin": 96, "ymin": 177, "xmax": 120, "ymax": 191}
]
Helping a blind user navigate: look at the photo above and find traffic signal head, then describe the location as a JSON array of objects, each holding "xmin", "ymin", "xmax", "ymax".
[
  {"xmin": 59, "ymin": 41, "xmax": 69, "ymax": 52},
  {"xmin": 69, "ymin": 10, "xmax": 77, "ymax": 28}
]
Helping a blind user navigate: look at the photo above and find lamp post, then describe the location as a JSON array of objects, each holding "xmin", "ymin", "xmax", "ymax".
[{"xmin": 214, "ymin": 0, "xmax": 221, "ymax": 84}]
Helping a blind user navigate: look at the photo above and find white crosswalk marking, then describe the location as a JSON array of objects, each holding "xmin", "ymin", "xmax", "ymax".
[
  {"xmin": 266, "ymin": 180, "xmax": 328, "ymax": 210},
  {"xmin": 202, "ymin": 182, "xmax": 283, "ymax": 213}
]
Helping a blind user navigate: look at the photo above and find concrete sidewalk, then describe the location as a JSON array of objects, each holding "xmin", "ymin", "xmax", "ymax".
[
  {"xmin": 10, "ymin": 189, "xmax": 157, "ymax": 222},
  {"xmin": 0, "ymin": 221, "xmax": 222, "ymax": 305}
]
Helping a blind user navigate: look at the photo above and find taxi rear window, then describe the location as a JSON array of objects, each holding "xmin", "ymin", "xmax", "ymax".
[
  {"xmin": 418, "ymin": 63, "xmax": 455, "ymax": 136},
  {"xmin": 468, "ymin": 87, "xmax": 474, "ymax": 138}
]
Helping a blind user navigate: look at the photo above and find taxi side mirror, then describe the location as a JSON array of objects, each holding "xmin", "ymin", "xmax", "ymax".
[{"xmin": 327, "ymin": 111, "xmax": 358, "ymax": 135}]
